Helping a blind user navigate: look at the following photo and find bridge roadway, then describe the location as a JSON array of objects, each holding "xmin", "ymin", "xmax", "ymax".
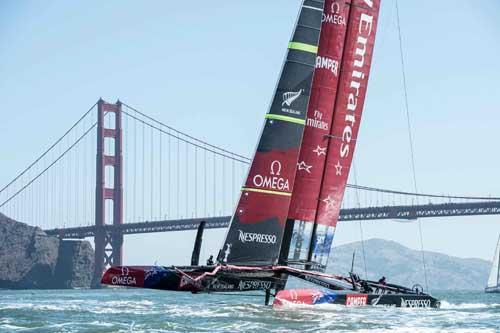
[{"xmin": 45, "ymin": 201, "xmax": 500, "ymax": 239}]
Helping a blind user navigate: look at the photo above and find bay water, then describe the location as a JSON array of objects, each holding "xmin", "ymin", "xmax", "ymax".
[{"xmin": 1, "ymin": 289, "xmax": 499, "ymax": 332}]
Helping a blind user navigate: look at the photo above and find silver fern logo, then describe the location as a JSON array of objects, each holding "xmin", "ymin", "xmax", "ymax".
[{"xmin": 282, "ymin": 89, "xmax": 303, "ymax": 107}]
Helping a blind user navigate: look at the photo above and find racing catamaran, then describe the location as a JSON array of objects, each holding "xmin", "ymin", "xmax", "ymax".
[
  {"xmin": 102, "ymin": 0, "xmax": 440, "ymax": 308},
  {"xmin": 486, "ymin": 234, "xmax": 500, "ymax": 293}
]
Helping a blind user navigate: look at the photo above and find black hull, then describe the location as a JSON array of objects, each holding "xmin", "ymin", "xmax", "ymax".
[
  {"xmin": 102, "ymin": 264, "xmax": 440, "ymax": 308},
  {"xmin": 101, "ymin": 265, "xmax": 282, "ymax": 293},
  {"xmin": 335, "ymin": 293, "xmax": 439, "ymax": 308}
]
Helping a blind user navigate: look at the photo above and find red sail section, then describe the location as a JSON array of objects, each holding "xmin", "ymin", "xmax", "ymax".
[
  {"xmin": 288, "ymin": 0, "xmax": 352, "ymax": 222},
  {"xmin": 238, "ymin": 150, "xmax": 299, "ymax": 225},
  {"xmin": 316, "ymin": 0, "xmax": 381, "ymax": 227}
]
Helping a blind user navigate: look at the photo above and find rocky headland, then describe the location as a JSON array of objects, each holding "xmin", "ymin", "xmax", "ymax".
[{"xmin": 0, "ymin": 213, "xmax": 94, "ymax": 289}]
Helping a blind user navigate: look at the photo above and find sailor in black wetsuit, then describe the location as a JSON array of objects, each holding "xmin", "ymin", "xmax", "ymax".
[
  {"xmin": 378, "ymin": 276, "xmax": 387, "ymax": 285},
  {"xmin": 206, "ymin": 255, "xmax": 214, "ymax": 266},
  {"xmin": 361, "ymin": 280, "xmax": 373, "ymax": 293}
]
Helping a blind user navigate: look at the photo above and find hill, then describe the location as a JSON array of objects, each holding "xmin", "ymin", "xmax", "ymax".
[{"xmin": 326, "ymin": 238, "xmax": 490, "ymax": 291}]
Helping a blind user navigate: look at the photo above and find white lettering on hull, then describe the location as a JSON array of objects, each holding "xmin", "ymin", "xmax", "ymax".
[
  {"xmin": 401, "ymin": 298, "xmax": 432, "ymax": 308},
  {"xmin": 111, "ymin": 275, "xmax": 137, "ymax": 286},
  {"xmin": 238, "ymin": 280, "xmax": 273, "ymax": 291}
]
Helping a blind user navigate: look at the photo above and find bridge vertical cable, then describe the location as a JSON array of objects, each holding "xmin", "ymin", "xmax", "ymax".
[
  {"xmin": 120, "ymin": 102, "xmax": 251, "ymax": 225},
  {"xmin": 0, "ymin": 103, "xmax": 98, "ymax": 230}
]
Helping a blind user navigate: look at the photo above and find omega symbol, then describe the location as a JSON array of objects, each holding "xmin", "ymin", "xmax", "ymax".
[
  {"xmin": 331, "ymin": 2, "xmax": 340, "ymax": 14},
  {"xmin": 270, "ymin": 160, "xmax": 282, "ymax": 176}
]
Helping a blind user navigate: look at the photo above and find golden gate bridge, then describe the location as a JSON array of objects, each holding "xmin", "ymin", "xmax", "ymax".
[{"xmin": 1, "ymin": 99, "xmax": 499, "ymax": 286}]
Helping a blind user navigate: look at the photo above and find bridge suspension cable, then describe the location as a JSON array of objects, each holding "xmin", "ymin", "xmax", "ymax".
[
  {"xmin": 2, "ymin": 98, "xmax": 500, "ymax": 235},
  {"xmin": 0, "ymin": 102, "xmax": 97, "ymax": 197},
  {"xmin": 121, "ymin": 102, "xmax": 251, "ymax": 163},
  {"xmin": 0, "ymin": 102, "xmax": 98, "ymax": 229},
  {"xmin": 345, "ymin": 184, "xmax": 500, "ymax": 202},
  {"xmin": 0, "ymin": 122, "xmax": 97, "ymax": 209},
  {"xmin": 121, "ymin": 109, "xmax": 250, "ymax": 165}
]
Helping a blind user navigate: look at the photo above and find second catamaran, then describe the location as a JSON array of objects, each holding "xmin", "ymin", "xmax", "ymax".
[
  {"xmin": 101, "ymin": 0, "xmax": 440, "ymax": 308},
  {"xmin": 486, "ymin": 234, "xmax": 500, "ymax": 293}
]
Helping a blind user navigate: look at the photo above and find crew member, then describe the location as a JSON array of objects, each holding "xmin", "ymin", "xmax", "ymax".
[
  {"xmin": 206, "ymin": 255, "xmax": 214, "ymax": 266},
  {"xmin": 361, "ymin": 280, "xmax": 373, "ymax": 293},
  {"xmin": 378, "ymin": 276, "xmax": 386, "ymax": 285}
]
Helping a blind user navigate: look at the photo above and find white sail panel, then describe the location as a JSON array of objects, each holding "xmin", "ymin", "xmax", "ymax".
[{"xmin": 487, "ymin": 235, "xmax": 500, "ymax": 288}]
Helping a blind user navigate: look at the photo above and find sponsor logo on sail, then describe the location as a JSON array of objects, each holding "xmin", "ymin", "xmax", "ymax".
[
  {"xmin": 281, "ymin": 90, "xmax": 303, "ymax": 115},
  {"xmin": 334, "ymin": 161, "xmax": 343, "ymax": 175},
  {"xmin": 316, "ymin": 56, "xmax": 339, "ymax": 77},
  {"xmin": 313, "ymin": 145, "xmax": 327, "ymax": 156},
  {"xmin": 111, "ymin": 266, "xmax": 137, "ymax": 286},
  {"xmin": 238, "ymin": 280, "xmax": 273, "ymax": 291},
  {"xmin": 238, "ymin": 230, "xmax": 277, "ymax": 244},
  {"xmin": 306, "ymin": 110, "xmax": 329, "ymax": 131},
  {"xmin": 322, "ymin": 195, "xmax": 335, "ymax": 209},
  {"xmin": 401, "ymin": 298, "xmax": 431, "ymax": 308},
  {"xmin": 346, "ymin": 294, "xmax": 368, "ymax": 307},
  {"xmin": 322, "ymin": 2, "xmax": 346, "ymax": 25},
  {"xmin": 297, "ymin": 161, "xmax": 312, "ymax": 173},
  {"xmin": 282, "ymin": 90, "xmax": 303, "ymax": 107},
  {"xmin": 252, "ymin": 160, "xmax": 290, "ymax": 191},
  {"xmin": 339, "ymin": 9, "xmax": 375, "ymax": 159}
]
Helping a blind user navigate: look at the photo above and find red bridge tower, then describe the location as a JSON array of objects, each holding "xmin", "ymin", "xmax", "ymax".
[{"xmin": 92, "ymin": 99, "xmax": 124, "ymax": 288}]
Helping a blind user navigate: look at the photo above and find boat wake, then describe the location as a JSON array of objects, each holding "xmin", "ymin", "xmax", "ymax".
[{"xmin": 439, "ymin": 301, "xmax": 500, "ymax": 310}]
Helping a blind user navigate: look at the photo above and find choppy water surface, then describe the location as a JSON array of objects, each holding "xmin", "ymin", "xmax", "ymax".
[{"xmin": 0, "ymin": 289, "xmax": 499, "ymax": 332}]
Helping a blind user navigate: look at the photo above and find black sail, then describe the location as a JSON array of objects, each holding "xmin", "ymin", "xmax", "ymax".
[{"xmin": 217, "ymin": 0, "xmax": 325, "ymax": 265}]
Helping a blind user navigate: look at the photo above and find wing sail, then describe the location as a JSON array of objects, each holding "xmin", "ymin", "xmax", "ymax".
[
  {"xmin": 312, "ymin": 0, "xmax": 381, "ymax": 265},
  {"xmin": 285, "ymin": 0, "xmax": 353, "ymax": 265},
  {"xmin": 217, "ymin": 0, "xmax": 325, "ymax": 265}
]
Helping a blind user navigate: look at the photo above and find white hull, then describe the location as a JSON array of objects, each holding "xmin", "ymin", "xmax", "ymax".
[{"xmin": 485, "ymin": 286, "xmax": 500, "ymax": 293}]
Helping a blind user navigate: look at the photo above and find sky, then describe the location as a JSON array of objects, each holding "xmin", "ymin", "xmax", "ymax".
[{"xmin": 1, "ymin": 0, "xmax": 500, "ymax": 267}]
